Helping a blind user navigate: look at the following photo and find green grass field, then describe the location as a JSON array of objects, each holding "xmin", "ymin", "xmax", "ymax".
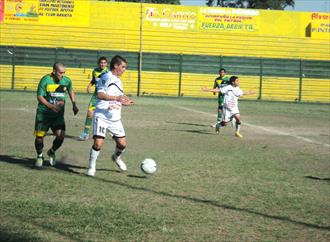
[{"xmin": 0, "ymin": 91, "xmax": 329, "ymax": 242}]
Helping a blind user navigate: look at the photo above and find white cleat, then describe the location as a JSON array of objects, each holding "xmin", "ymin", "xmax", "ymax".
[
  {"xmin": 112, "ymin": 155, "xmax": 127, "ymax": 171},
  {"xmin": 35, "ymin": 156, "xmax": 44, "ymax": 168},
  {"xmin": 47, "ymin": 149, "xmax": 56, "ymax": 166},
  {"xmin": 86, "ymin": 168, "xmax": 96, "ymax": 177}
]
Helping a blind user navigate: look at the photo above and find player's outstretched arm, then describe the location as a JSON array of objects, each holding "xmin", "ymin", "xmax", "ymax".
[
  {"xmin": 202, "ymin": 87, "xmax": 221, "ymax": 93},
  {"xmin": 68, "ymin": 90, "xmax": 79, "ymax": 115},
  {"xmin": 243, "ymin": 90, "xmax": 256, "ymax": 95},
  {"xmin": 121, "ymin": 98, "xmax": 135, "ymax": 106}
]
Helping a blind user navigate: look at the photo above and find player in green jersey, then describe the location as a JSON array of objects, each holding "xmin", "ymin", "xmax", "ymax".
[
  {"xmin": 34, "ymin": 62, "xmax": 79, "ymax": 168},
  {"xmin": 79, "ymin": 57, "xmax": 109, "ymax": 141},
  {"xmin": 211, "ymin": 68, "xmax": 230, "ymax": 129}
]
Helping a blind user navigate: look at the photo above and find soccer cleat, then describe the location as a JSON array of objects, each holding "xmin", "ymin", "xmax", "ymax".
[
  {"xmin": 235, "ymin": 132, "xmax": 243, "ymax": 138},
  {"xmin": 47, "ymin": 149, "xmax": 56, "ymax": 166},
  {"xmin": 78, "ymin": 132, "xmax": 89, "ymax": 141},
  {"xmin": 35, "ymin": 155, "xmax": 44, "ymax": 168},
  {"xmin": 112, "ymin": 155, "xmax": 127, "ymax": 171},
  {"xmin": 86, "ymin": 168, "xmax": 96, "ymax": 177},
  {"xmin": 210, "ymin": 123, "xmax": 216, "ymax": 128}
]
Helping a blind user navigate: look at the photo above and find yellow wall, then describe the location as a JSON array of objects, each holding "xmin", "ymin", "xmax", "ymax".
[
  {"xmin": 1, "ymin": 1, "xmax": 329, "ymax": 59},
  {"xmin": 1, "ymin": 65, "xmax": 328, "ymax": 103}
]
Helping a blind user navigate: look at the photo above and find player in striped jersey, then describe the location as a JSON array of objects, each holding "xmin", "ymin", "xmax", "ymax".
[
  {"xmin": 79, "ymin": 57, "xmax": 109, "ymax": 141},
  {"xmin": 86, "ymin": 55, "xmax": 134, "ymax": 177},
  {"xmin": 34, "ymin": 63, "xmax": 79, "ymax": 168},
  {"xmin": 203, "ymin": 76, "xmax": 254, "ymax": 138}
]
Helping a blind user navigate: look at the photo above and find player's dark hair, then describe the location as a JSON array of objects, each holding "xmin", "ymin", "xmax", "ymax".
[
  {"xmin": 219, "ymin": 68, "xmax": 226, "ymax": 73},
  {"xmin": 98, "ymin": 56, "xmax": 108, "ymax": 64},
  {"xmin": 230, "ymin": 76, "xmax": 238, "ymax": 84},
  {"xmin": 53, "ymin": 62, "xmax": 65, "ymax": 71},
  {"xmin": 110, "ymin": 55, "xmax": 127, "ymax": 70}
]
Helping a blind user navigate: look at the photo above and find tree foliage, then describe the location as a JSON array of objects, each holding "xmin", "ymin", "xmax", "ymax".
[{"xmin": 205, "ymin": 0, "xmax": 295, "ymax": 10}]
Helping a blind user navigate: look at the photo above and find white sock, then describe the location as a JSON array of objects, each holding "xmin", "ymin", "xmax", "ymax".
[
  {"xmin": 88, "ymin": 147, "xmax": 100, "ymax": 170},
  {"xmin": 236, "ymin": 123, "xmax": 241, "ymax": 133}
]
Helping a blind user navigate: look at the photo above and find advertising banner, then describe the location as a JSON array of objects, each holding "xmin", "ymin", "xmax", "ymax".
[
  {"xmin": 3, "ymin": 0, "xmax": 89, "ymax": 26},
  {"xmin": 144, "ymin": 4, "xmax": 197, "ymax": 31},
  {"xmin": 310, "ymin": 12, "xmax": 330, "ymax": 39},
  {"xmin": 0, "ymin": 0, "xmax": 4, "ymax": 22},
  {"xmin": 198, "ymin": 7, "xmax": 260, "ymax": 33}
]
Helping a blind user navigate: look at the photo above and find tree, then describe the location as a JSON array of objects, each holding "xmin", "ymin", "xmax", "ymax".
[
  {"xmin": 206, "ymin": 0, "xmax": 295, "ymax": 10},
  {"xmin": 99, "ymin": 0, "xmax": 181, "ymax": 4}
]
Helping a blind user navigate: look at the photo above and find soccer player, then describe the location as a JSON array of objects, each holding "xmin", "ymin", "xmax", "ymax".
[
  {"xmin": 34, "ymin": 63, "xmax": 79, "ymax": 168},
  {"xmin": 86, "ymin": 55, "xmax": 134, "ymax": 177},
  {"xmin": 79, "ymin": 57, "xmax": 109, "ymax": 141},
  {"xmin": 211, "ymin": 68, "xmax": 230, "ymax": 128},
  {"xmin": 203, "ymin": 76, "xmax": 254, "ymax": 138}
]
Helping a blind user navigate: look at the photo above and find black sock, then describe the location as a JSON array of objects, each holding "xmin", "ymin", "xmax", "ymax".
[
  {"xmin": 52, "ymin": 138, "xmax": 64, "ymax": 152},
  {"xmin": 35, "ymin": 138, "xmax": 44, "ymax": 156}
]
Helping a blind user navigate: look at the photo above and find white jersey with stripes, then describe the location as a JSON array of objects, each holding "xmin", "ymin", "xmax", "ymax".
[
  {"xmin": 219, "ymin": 85, "xmax": 243, "ymax": 110},
  {"xmin": 94, "ymin": 72, "xmax": 123, "ymax": 122}
]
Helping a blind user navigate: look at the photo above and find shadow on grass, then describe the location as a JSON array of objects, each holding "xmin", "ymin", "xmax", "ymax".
[
  {"xmin": 166, "ymin": 121, "xmax": 210, "ymax": 127},
  {"xmin": 305, "ymin": 176, "xmax": 330, "ymax": 182},
  {"xmin": 0, "ymin": 154, "xmax": 36, "ymax": 169},
  {"xmin": 90, "ymin": 178, "xmax": 330, "ymax": 231},
  {"xmin": 0, "ymin": 154, "xmax": 125, "ymax": 175},
  {"xmin": 0, "ymin": 229, "xmax": 44, "ymax": 242},
  {"xmin": 178, "ymin": 129, "xmax": 213, "ymax": 135},
  {"xmin": 1, "ymin": 154, "xmax": 329, "ymax": 231}
]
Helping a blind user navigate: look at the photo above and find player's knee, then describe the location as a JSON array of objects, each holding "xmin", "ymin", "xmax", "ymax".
[
  {"xmin": 92, "ymin": 144, "xmax": 101, "ymax": 151},
  {"xmin": 116, "ymin": 139, "xmax": 126, "ymax": 150},
  {"xmin": 35, "ymin": 137, "xmax": 44, "ymax": 152},
  {"xmin": 87, "ymin": 110, "xmax": 93, "ymax": 118}
]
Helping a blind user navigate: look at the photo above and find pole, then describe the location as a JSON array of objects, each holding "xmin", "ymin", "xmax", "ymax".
[
  {"xmin": 258, "ymin": 57, "xmax": 263, "ymax": 100},
  {"xmin": 137, "ymin": 0, "xmax": 143, "ymax": 96},
  {"xmin": 178, "ymin": 54, "xmax": 183, "ymax": 97},
  {"xmin": 298, "ymin": 59, "xmax": 303, "ymax": 102},
  {"xmin": 11, "ymin": 46, "xmax": 16, "ymax": 92}
]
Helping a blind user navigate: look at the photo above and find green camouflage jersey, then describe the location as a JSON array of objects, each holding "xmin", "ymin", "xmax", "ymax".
[
  {"xmin": 90, "ymin": 67, "xmax": 109, "ymax": 95},
  {"xmin": 37, "ymin": 74, "xmax": 73, "ymax": 115},
  {"xmin": 213, "ymin": 75, "xmax": 230, "ymax": 105}
]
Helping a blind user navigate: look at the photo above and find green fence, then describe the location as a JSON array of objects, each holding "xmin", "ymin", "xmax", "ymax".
[{"xmin": 1, "ymin": 45, "xmax": 329, "ymax": 102}]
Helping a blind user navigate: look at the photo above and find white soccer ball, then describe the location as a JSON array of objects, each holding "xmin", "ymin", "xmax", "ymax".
[{"xmin": 140, "ymin": 158, "xmax": 157, "ymax": 174}]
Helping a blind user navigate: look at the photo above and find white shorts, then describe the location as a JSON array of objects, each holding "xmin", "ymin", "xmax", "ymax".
[
  {"xmin": 222, "ymin": 106, "xmax": 239, "ymax": 122},
  {"xmin": 93, "ymin": 116, "xmax": 125, "ymax": 138}
]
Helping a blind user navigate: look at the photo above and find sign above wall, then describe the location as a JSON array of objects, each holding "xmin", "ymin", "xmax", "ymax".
[
  {"xmin": 198, "ymin": 7, "xmax": 259, "ymax": 33},
  {"xmin": 2, "ymin": 0, "xmax": 89, "ymax": 26}
]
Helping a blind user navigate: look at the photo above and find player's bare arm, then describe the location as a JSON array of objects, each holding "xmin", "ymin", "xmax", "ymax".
[
  {"xmin": 87, "ymin": 82, "xmax": 93, "ymax": 93},
  {"xmin": 243, "ymin": 90, "xmax": 256, "ymax": 95},
  {"xmin": 37, "ymin": 95, "xmax": 61, "ymax": 113},
  {"xmin": 202, "ymin": 87, "xmax": 221, "ymax": 93},
  {"xmin": 68, "ymin": 90, "xmax": 79, "ymax": 115},
  {"xmin": 97, "ymin": 92, "xmax": 131, "ymax": 104},
  {"xmin": 121, "ymin": 98, "xmax": 135, "ymax": 106}
]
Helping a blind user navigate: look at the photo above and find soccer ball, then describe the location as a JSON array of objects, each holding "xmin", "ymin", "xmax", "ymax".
[{"xmin": 140, "ymin": 158, "xmax": 157, "ymax": 174}]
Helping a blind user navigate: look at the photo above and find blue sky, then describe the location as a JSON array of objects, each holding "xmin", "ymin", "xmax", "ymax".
[{"xmin": 180, "ymin": 0, "xmax": 330, "ymax": 13}]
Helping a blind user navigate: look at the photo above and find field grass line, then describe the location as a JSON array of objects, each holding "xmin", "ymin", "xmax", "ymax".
[{"xmin": 176, "ymin": 106, "xmax": 330, "ymax": 148}]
